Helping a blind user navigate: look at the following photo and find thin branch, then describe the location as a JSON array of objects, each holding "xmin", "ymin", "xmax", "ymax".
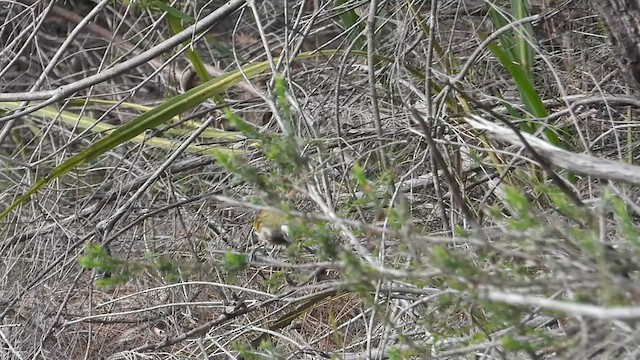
[
  {"xmin": 465, "ymin": 114, "xmax": 640, "ymax": 186},
  {"xmin": 0, "ymin": 0, "xmax": 246, "ymax": 116}
]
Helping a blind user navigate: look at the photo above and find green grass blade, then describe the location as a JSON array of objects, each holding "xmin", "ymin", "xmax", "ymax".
[
  {"xmin": 0, "ymin": 102, "xmax": 244, "ymax": 143},
  {"xmin": 405, "ymin": 0, "xmax": 459, "ymax": 75},
  {"xmin": 164, "ymin": 6, "xmax": 211, "ymax": 83},
  {"xmin": 487, "ymin": 6, "xmax": 518, "ymax": 60},
  {"xmin": 511, "ymin": 0, "xmax": 534, "ymax": 73},
  {"xmin": 1, "ymin": 48, "xmax": 444, "ymax": 219},
  {"xmin": 152, "ymin": 0, "xmax": 195, "ymax": 23},
  {"xmin": 0, "ymin": 61, "xmax": 271, "ymax": 219},
  {"xmin": 487, "ymin": 42, "xmax": 543, "ymax": 117},
  {"xmin": 486, "ymin": 41, "xmax": 561, "ymax": 146},
  {"xmin": 333, "ymin": 0, "xmax": 365, "ymax": 49}
]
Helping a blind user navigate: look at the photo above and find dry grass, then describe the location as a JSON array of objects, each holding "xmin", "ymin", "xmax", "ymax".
[{"xmin": 2, "ymin": 0, "xmax": 640, "ymax": 359}]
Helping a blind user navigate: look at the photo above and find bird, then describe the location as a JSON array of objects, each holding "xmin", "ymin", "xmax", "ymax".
[{"xmin": 253, "ymin": 209, "xmax": 291, "ymax": 246}]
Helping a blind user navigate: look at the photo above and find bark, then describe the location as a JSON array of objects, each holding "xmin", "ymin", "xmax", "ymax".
[{"xmin": 592, "ymin": 0, "xmax": 640, "ymax": 91}]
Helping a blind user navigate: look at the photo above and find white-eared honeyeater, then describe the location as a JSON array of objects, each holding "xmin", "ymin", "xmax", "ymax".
[{"xmin": 253, "ymin": 210, "xmax": 290, "ymax": 245}]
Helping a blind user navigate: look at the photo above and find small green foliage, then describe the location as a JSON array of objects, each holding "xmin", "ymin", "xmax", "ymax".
[
  {"xmin": 348, "ymin": 163, "xmax": 405, "ymax": 230},
  {"xmin": 434, "ymin": 293, "xmax": 455, "ymax": 309},
  {"xmin": 240, "ymin": 74, "xmax": 309, "ymax": 176},
  {"xmin": 209, "ymin": 74, "xmax": 309, "ymax": 191},
  {"xmin": 573, "ymin": 292, "xmax": 594, "ymax": 304},
  {"xmin": 611, "ymin": 196, "xmax": 637, "ymax": 238},
  {"xmin": 384, "ymin": 194, "xmax": 411, "ymax": 232},
  {"xmin": 78, "ymin": 243, "xmax": 111, "ymax": 269},
  {"xmin": 388, "ymin": 347, "xmax": 405, "ymax": 360},
  {"xmin": 431, "ymin": 246, "xmax": 477, "ymax": 280},
  {"xmin": 226, "ymin": 111, "xmax": 261, "ymax": 138},
  {"xmin": 502, "ymin": 185, "xmax": 538, "ymax": 231},
  {"xmin": 212, "ymin": 149, "xmax": 240, "ymax": 173},
  {"xmin": 340, "ymin": 251, "xmax": 375, "ymax": 284},
  {"xmin": 311, "ymin": 223, "xmax": 339, "ymax": 259},
  {"xmin": 284, "ymin": 242, "xmax": 304, "ymax": 261},
  {"xmin": 569, "ymin": 227, "xmax": 595, "ymax": 253},
  {"xmin": 385, "ymin": 206, "xmax": 400, "ymax": 229},
  {"xmin": 79, "ymin": 243, "xmax": 131, "ymax": 287},
  {"xmin": 600, "ymin": 286, "xmax": 634, "ymax": 306},
  {"xmin": 274, "ymin": 76, "xmax": 292, "ymax": 131},
  {"xmin": 453, "ymin": 225, "xmax": 470, "ymax": 236},
  {"xmin": 326, "ymin": 311, "xmax": 340, "ymax": 345},
  {"xmin": 501, "ymin": 335, "xmax": 535, "ymax": 353},
  {"xmin": 95, "ymin": 273, "xmax": 131, "ymax": 288},
  {"xmin": 224, "ymin": 251, "xmax": 248, "ymax": 276},
  {"xmin": 154, "ymin": 256, "xmax": 180, "ymax": 283},
  {"xmin": 213, "ymin": 150, "xmax": 269, "ymax": 189},
  {"xmin": 545, "ymin": 186, "xmax": 587, "ymax": 221},
  {"xmin": 431, "ymin": 246, "xmax": 456, "ymax": 270},
  {"xmin": 605, "ymin": 188, "xmax": 640, "ymax": 248},
  {"xmin": 474, "ymin": 301, "xmax": 521, "ymax": 333},
  {"xmin": 353, "ymin": 163, "xmax": 369, "ymax": 189},
  {"xmin": 262, "ymin": 134, "xmax": 308, "ymax": 174},
  {"xmin": 470, "ymin": 330, "xmax": 488, "ymax": 344},
  {"xmin": 502, "ymin": 185, "xmax": 530, "ymax": 216},
  {"xmin": 257, "ymin": 340, "xmax": 286, "ymax": 360},
  {"xmin": 232, "ymin": 343, "xmax": 260, "ymax": 360},
  {"xmin": 490, "ymin": 205, "xmax": 506, "ymax": 219},
  {"xmin": 284, "ymin": 218, "xmax": 335, "ymax": 260},
  {"xmin": 378, "ymin": 170, "xmax": 395, "ymax": 188},
  {"xmin": 265, "ymin": 271, "xmax": 287, "ymax": 290}
]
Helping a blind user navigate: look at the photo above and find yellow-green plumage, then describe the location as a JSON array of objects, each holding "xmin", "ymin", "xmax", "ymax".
[{"xmin": 253, "ymin": 210, "xmax": 290, "ymax": 245}]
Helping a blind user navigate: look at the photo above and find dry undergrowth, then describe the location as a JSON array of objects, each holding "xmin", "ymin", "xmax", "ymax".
[{"xmin": 2, "ymin": 1, "xmax": 640, "ymax": 359}]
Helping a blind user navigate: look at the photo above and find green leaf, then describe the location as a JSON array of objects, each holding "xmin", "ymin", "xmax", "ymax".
[
  {"xmin": 0, "ymin": 61, "xmax": 272, "ymax": 220},
  {"xmin": 486, "ymin": 41, "xmax": 542, "ymax": 117},
  {"xmin": 488, "ymin": 6, "xmax": 518, "ymax": 60},
  {"xmin": 164, "ymin": 6, "xmax": 210, "ymax": 84},
  {"xmin": 511, "ymin": 0, "xmax": 534, "ymax": 72},
  {"xmin": 153, "ymin": 0, "xmax": 195, "ymax": 23},
  {"xmin": 224, "ymin": 251, "xmax": 248, "ymax": 275},
  {"xmin": 334, "ymin": 0, "xmax": 365, "ymax": 49},
  {"xmin": 486, "ymin": 41, "xmax": 561, "ymax": 147},
  {"xmin": 502, "ymin": 335, "xmax": 534, "ymax": 352},
  {"xmin": 353, "ymin": 163, "xmax": 368, "ymax": 189}
]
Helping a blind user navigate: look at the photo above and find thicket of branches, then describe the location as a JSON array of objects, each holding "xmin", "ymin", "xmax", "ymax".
[{"xmin": 2, "ymin": 0, "xmax": 640, "ymax": 359}]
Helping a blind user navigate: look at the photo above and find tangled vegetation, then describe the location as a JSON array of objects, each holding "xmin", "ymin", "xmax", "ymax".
[{"xmin": 2, "ymin": 0, "xmax": 640, "ymax": 358}]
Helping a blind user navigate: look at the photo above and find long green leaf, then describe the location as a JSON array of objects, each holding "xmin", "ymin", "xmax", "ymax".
[
  {"xmin": 153, "ymin": 0, "xmax": 195, "ymax": 23},
  {"xmin": 488, "ymin": 6, "xmax": 518, "ymax": 60},
  {"xmin": 333, "ymin": 0, "xmax": 365, "ymax": 49},
  {"xmin": 1, "ymin": 48, "xmax": 442, "ymax": 219},
  {"xmin": 512, "ymin": 0, "xmax": 534, "ymax": 73},
  {"xmin": 0, "ymin": 61, "xmax": 271, "ymax": 219},
  {"xmin": 487, "ymin": 42, "xmax": 543, "ymax": 117},
  {"xmin": 487, "ymin": 41, "xmax": 561, "ymax": 147},
  {"xmin": 164, "ymin": 6, "xmax": 211, "ymax": 84},
  {"xmin": 4, "ymin": 101, "xmax": 243, "ymax": 142}
]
